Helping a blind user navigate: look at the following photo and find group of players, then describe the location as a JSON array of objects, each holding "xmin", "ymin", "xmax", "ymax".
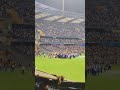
[
  {"xmin": 55, "ymin": 53, "xmax": 80, "ymax": 59},
  {"xmin": 37, "ymin": 52, "xmax": 82, "ymax": 59}
]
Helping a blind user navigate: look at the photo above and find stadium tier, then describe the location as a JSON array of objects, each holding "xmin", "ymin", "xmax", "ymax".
[
  {"xmin": 35, "ymin": 1, "xmax": 85, "ymax": 57},
  {"xmin": 0, "ymin": 0, "xmax": 34, "ymax": 24},
  {"xmin": 86, "ymin": 28, "xmax": 120, "ymax": 42},
  {"xmin": 86, "ymin": 0, "xmax": 120, "ymax": 28},
  {"xmin": 36, "ymin": 20, "xmax": 84, "ymax": 38},
  {"xmin": 35, "ymin": 2, "xmax": 85, "ymax": 89},
  {"xmin": 86, "ymin": 44, "xmax": 120, "ymax": 64}
]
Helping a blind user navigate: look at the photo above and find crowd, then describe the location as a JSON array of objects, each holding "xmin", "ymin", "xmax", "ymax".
[
  {"xmin": 0, "ymin": 52, "xmax": 32, "ymax": 74},
  {"xmin": 40, "ymin": 37, "xmax": 84, "ymax": 44},
  {"xmin": 86, "ymin": 30, "xmax": 120, "ymax": 42},
  {"xmin": 86, "ymin": 44, "xmax": 120, "ymax": 77},
  {"xmin": 0, "ymin": 2, "xmax": 8, "ymax": 18},
  {"xmin": 35, "ymin": 1, "xmax": 85, "ymax": 60},
  {"xmin": 86, "ymin": 44, "xmax": 120, "ymax": 64},
  {"xmin": 12, "ymin": 25, "xmax": 34, "ymax": 41},
  {"xmin": 0, "ymin": 0, "xmax": 34, "ymax": 23},
  {"xmin": 10, "ymin": 25, "xmax": 34, "ymax": 56},
  {"xmin": 35, "ymin": 10, "xmax": 85, "ymax": 58},
  {"xmin": 38, "ymin": 45, "xmax": 85, "ymax": 57},
  {"xmin": 13, "ymin": 44, "xmax": 34, "ymax": 56},
  {"xmin": 86, "ymin": 0, "xmax": 120, "ymax": 27},
  {"xmin": 86, "ymin": 62, "xmax": 111, "ymax": 78},
  {"xmin": 36, "ymin": 20, "xmax": 85, "ymax": 38}
]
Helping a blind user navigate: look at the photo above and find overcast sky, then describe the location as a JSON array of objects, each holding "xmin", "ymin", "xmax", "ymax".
[{"xmin": 36, "ymin": 0, "xmax": 85, "ymax": 14}]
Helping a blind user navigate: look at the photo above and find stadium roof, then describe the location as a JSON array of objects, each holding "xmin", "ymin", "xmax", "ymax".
[
  {"xmin": 35, "ymin": 1, "xmax": 85, "ymax": 23},
  {"xmin": 35, "ymin": 13, "xmax": 50, "ymax": 19},
  {"xmin": 71, "ymin": 19, "xmax": 84, "ymax": 23},
  {"xmin": 35, "ymin": 1, "xmax": 84, "ymax": 19},
  {"xmin": 36, "ymin": 0, "xmax": 85, "ymax": 14},
  {"xmin": 44, "ymin": 15, "xmax": 63, "ymax": 21},
  {"xmin": 36, "ymin": 12, "xmax": 84, "ymax": 24},
  {"xmin": 57, "ymin": 17, "xmax": 74, "ymax": 23}
]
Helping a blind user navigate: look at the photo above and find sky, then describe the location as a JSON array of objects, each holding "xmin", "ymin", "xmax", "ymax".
[{"xmin": 36, "ymin": 0, "xmax": 85, "ymax": 14}]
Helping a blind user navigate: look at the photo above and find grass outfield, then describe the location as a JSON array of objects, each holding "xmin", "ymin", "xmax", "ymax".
[
  {"xmin": 86, "ymin": 64, "xmax": 120, "ymax": 90},
  {"xmin": 35, "ymin": 55, "xmax": 85, "ymax": 82},
  {"xmin": 0, "ymin": 69, "xmax": 34, "ymax": 90}
]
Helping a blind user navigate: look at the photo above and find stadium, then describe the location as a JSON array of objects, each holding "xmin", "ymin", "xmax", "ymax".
[
  {"xmin": 1, "ymin": 0, "xmax": 120, "ymax": 90},
  {"xmin": 35, "ymin": 0, "xmax": 85, "ymax": 90}
]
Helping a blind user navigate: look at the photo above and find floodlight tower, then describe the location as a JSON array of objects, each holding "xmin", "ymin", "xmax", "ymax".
[
  {"xmin": 62, "ymin": 0, "xmax": 65, "ymax": 15},
  {"xmin": 62, "ymin": 0, "xmax": 65, "ymax": 12}
]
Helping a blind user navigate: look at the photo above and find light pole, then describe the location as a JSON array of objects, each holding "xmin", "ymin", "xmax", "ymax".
[{"xmin": 62, "ymin": 0, "xmax": 65, "ymax": 12}]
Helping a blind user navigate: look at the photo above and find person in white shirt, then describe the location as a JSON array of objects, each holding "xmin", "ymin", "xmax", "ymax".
[{"xmin": 22, "ymin": 65, "xmax": 25, "ymax": 74}]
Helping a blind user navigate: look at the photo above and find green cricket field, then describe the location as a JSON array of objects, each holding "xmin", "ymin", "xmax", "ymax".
[{"xmin": 35, "ymin": 55, "xmax": 85, "ymax": 82}]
